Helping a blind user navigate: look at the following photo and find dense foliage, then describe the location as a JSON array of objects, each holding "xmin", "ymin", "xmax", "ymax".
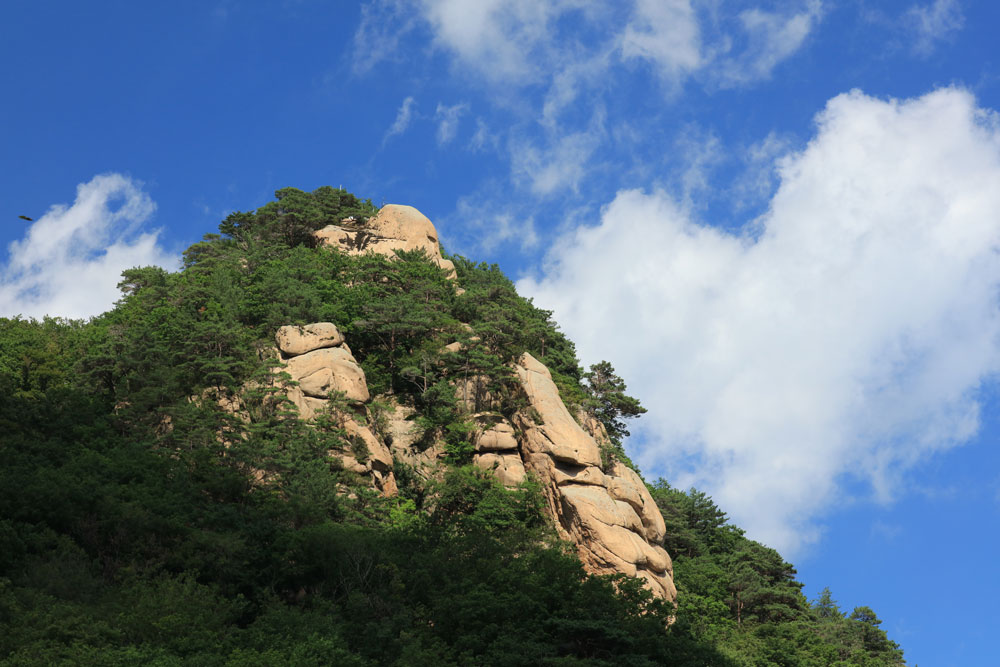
[
  {"xmin": 650, "ymin": 483, "xmax": 906, "ymax": 666},
  {"xmin": 0, "ymin": 186, "xmax": 904, "ymax": 664}
]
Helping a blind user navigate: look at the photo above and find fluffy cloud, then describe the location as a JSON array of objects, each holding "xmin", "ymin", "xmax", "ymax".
[
  {"xmin": 518, "ymin": 88, "xmax": 1000, "ymax": 554},
  {"xmin": 0, "ymin": 173, "xmax": 178, "ymax": 320}
]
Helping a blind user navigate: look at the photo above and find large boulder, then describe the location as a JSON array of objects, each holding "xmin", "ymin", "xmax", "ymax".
[
  {"xmin": 276, "ymin": 323, "xmax": 345, "ymax": 356},
  {"xmin": 509, "ymin": 352, "xmax": 676, "ymax": 602},
  {"xmin": 514, "ymin": 354, "xmax": 602, "ymax": 467},
  {"xmin": 314, "ymin": 204, "xmax": 457, "ymax": 279},
  {"xmin": 560, "ymin": 485, "xmax": 676, "ymax": 600},
  {"xmin": 344, "ymin": 418, "xmax": 394, "ymax": 471},
  {"xmin": 283, "ymin": 347, "xmax": 370, "ymax": 403},
  {"xmin": 473, "ymin": 451, "xmax": 527, "ymax": 487},
  {"xmin": 475, "ymin": 421, "xmax": 518, "ymax": 452},
  {"xmin": 608, "ymin": 461, "xmax": 667, "ymax": 544}
]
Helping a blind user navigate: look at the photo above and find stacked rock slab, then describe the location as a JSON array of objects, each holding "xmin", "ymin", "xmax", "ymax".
[
  {"xmin": 472, "ymin": 420, "xmax": 526, "ymax": 487},
  {"xmin": 314, "ymin": 204, "xmax": 457, "ymax": 279},
  {"xmin": 512, "ymin": 353, "xmax": 676, "ymax": 602},
  {"xmin": 274, "ymin": 323, "xmax": 397, "ymax": 496}
]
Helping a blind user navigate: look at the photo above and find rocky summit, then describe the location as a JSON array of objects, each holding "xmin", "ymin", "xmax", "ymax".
[
  {"xmin": 2, "ymin": 186, "xmax": 907, "ymax": 665},
  {"xmin": 254, "ymin": 205, "xmax": 678, "ymax": 600}
]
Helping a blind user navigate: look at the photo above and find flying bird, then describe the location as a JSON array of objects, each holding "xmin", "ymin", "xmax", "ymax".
[{"xmin": 18, "ymin": 215, "xmax": 33, "ymax": 221}]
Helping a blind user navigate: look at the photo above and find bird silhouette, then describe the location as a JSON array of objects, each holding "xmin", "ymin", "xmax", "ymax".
[{"xmin": 18, "ymin": 215, "xmax": 33, "ymax": 221}]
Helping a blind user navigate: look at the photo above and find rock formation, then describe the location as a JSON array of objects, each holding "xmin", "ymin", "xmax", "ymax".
[
  {"xmin": 274, "ymin": 323, "xmax": 397, "ymax": 496},
  {"xmin": 314, "ymin": 204, "xmax": 456, "ymax": 279},
  {"xmin": 510, "ymin": 353, "xmax": 676, "ymax": 601},
  {"xmin": 276, "ymin": 207, "xmax": 676, "ymax": 601},
  {"xmin": 270, "ymin": 330, "xmax": 675, "ymax": 600}
]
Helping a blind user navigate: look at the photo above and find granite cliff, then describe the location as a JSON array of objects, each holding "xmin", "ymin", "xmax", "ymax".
[{"xmin": 264, "ymin": 205, "xmax": 676, "ymax": 601}]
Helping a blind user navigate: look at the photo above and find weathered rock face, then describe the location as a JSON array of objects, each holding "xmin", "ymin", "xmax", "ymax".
[
  {"xmin": 270, "ymin": 324, "xmax": 675, "ymax": 601},
  {"xmin": 472, "ymin": 420, "xmax": 527, "ymax": 486},
  {"xmin": 314, "ymin": 204, "xmax": 457, "ymax": 279},
  {"xmin": 512, "ymin": 353, "xmax": 676, "ymax": 602},
  {"xmin": 275, "ymin": 323, "xmax": 345, "ymax": 356},
  {"xmin": 283, "ymin": 347, "xmax": 370, "ymax": 403},
  {"xmin": 516, "ymin": 354, "xmax": 603, "ymax": 467},
  {"xmin": 274, "ymin": 322, "xmax": 395, "ymax": 495}
]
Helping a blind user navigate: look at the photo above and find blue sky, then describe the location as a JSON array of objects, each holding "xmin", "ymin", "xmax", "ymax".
[{"xmin": 2, "ymin": 1, "xmax": 999, "ymax": 663}]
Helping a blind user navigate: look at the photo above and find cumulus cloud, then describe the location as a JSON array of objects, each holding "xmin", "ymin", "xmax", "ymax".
[
  {"xmin": 906, "ymin": 0, "xmax": 964, "ymax": 56},
  {"xmin": 0, "ymin": 173, "xmax": 178, "ymax": 320},
  {"xmin": 518, "ymin": 88, "xmax": 1000, "ymax": 554}
]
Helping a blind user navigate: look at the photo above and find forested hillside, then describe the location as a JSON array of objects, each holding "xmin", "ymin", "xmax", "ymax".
[{"xmin": 0, "ymin": 186, "xmax": 905, "ymax": 665}]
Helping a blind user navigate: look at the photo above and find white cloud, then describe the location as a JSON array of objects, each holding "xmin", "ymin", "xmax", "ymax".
[
  {"xmin": 518, "ymin": 88, "xmax": 1000, "ymax": 555},
  {"xmin": 0, "ymin": 173, "xmax": 178, "ymax": 320},
  {"xmin": 716, "ymin": 0, "xmax": 823, "ymax": 86},
  {"xmin": 510, "ymin": 109, "xmax": 606, "ymax": 196},
  {"xmin": 469, "ymin": 118, "xmax": 500, "ymax": 153},
  {"xmin": 355, "ymin": 1, "xmax": 825, "ymax": 106},
  {"xmin": 439, "ymin": 183, "xmax": 542, "ymax": 256},
  {"xmin": 419, "ymin": 0, "xmax": 594, "ymax": 84},
  {"xmin": 352, "ymin": 0, "xmax": 418, "ymax": 74},
  {"xmin": 733, "ymin": 131, "xmax": 793, "ymax": 210},
  {"xmin": 906, "ymin": 0, "xmax": 964, "ymax": 56},
  {"xmin": 672, "ymin": 126, "xmax": 724, "ymax": 205},
  {"xmin": 435, "ymin": 101, "xmax": 468, "ymax": 145},
  {"xmin": 620, "ymin": 0, "xmax": 702, "ymax": 88},
  {"xmin": 383, "ymin": 95, "xmax": 416, "ymax": 145}
]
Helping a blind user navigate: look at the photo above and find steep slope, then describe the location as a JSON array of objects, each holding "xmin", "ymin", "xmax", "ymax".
[
  {"xmin": 0, "ymin": 185, "xmax": 907, "ymax": 665},
  {"xmin": 304, "ymin": 203, "xmax": 675, "ymax": 600}
]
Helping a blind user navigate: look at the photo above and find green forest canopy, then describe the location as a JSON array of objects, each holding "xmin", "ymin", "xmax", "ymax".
[{"xmin": 0, "ymin": 186, "xmax": 905, "ymax": 665}]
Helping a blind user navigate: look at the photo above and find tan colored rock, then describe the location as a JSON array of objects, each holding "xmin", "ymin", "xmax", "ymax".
[
  {"xmin": 453, "ymin": 375, "xmax": 494, "ymax": 413},
  {"xmin": 283, "ymin": 347, "xmax": 369, "ymax": 403},
  {"xmin": 284, "ymin": 386, "xmax": 329, "ymax": 421},
  {"xmin": 608, "ymin": 461, "xmax": 666, "ymax": 544},
  {"xmin": 442, "ymin": 334, "xmax": 479, "ymax": 355},
  {"xmin": 508, "ymin": 352, "xmax": 676, "ymax": 602},
  {"xmin": 559, "ymin": 485, "xmax": 676, "ymax": 600},
  {"xmin": 560, "ymin": 485, "xmax": 645, "ymax": 535},
  {"xmin": 336, "ymin": 453, "xmax": 369, "ymax": 474},
  {"xmin": 383, "ymin": 402, "xmax": 447, "ymax": 479},
  {"xmin": 552, "ymin": 463, "xmax": 607, "ymax": 487},
  {"xmin": 515, "ymin": 353, "xmax": 601, "ymax": 467},
  {"xmin": 275, "ymin": 323, "xmax": 345, "ymax": 356},
  {"xmin": 473, "ymin": 451, "xmax": 526, "ymax": 487},
  {"xmin": 523, "ymin": 451, "xmax": 606, "ymax": 487},
  {"xmin": 344, "ymin": 419, "xmax": 394, "ymax": 471},
  {"xmin": 373, "ymin": 469, "xmax": 399, "ymax": 497},
  {"xmin": 314, "ymin": 204, "xmax": 457, "ymax": 279},
  {"xmin": 476, "ymin": 421, "xmax": 518, "ymax": 452}
]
